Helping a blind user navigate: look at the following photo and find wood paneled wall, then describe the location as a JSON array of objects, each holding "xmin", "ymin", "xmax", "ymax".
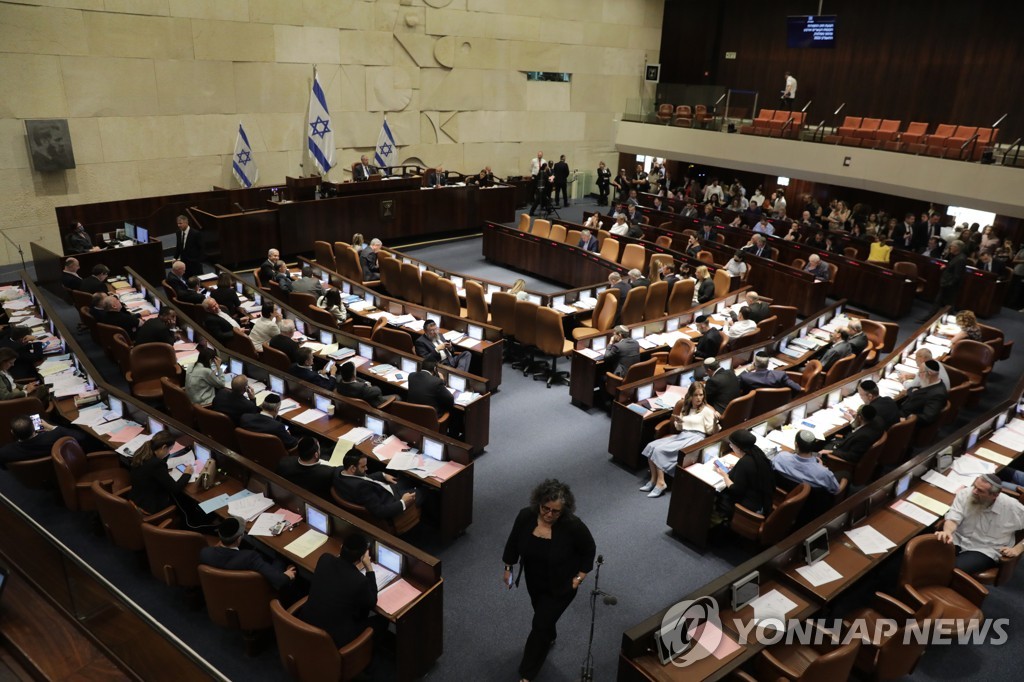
[{"xmin": 659, "ymin": 1, "xmax": 1024, "ymax": 142}]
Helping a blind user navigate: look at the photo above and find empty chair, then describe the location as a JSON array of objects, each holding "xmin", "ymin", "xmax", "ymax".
[
  {"xmin": 517, "ymin": 212, "xmax": 531, "ymax": 232},
  {"xmin": 898, "ymin": 534, "xmax": 987, "ymax": 635},
  {"xmin": 619, "ymin": 243, "xmax": 646, "ymax": 271},
  {"xmin": 656, "ymin": 103, "xmax": 674, "ymax": 123},
  {"xmin": 756, "ymin": 624, "xmax": 860, "ymax": 682},
  {"xmin": 465, "ymin": 281, "xmax": 489, "ymax": 323},
  {"xmin": 652, "ymin": 337, "xmax": 695, "ymax": 372},
  {"xmin": 260, "ymin": 344, "xmax": 292, "ymax": 373},
  {"xmin": 694, "ymin": 103, "xmax": 713, "ymax": 127},
  {"xmin": 548, "ymin": 224, "xmax": 567, "ymax": 243},
  {"xmin": 377, "ymin": 255, "xmax": 400, "ymax": 296},
  {"xmin": 875, "ymin": 118, "xmax": 901, "ymax": 142},
  {"xmin": 198, "ymin": 565, "xmax": 277, "ymax": 655},
  {"xmin": 823, "ymin": 353, "xmax": 856, "ymax": 386},
  {"xmin": 160, "ymin": 376, "xmax": 196, "ymax": 427},
  {"xmin": 666, "ymin": 279, "xmax": 695, "ymax": 315},
  {"xmin": 845, "ymin": 593, "xmax": 939, "ymax": 681},
  {"xmin": 899, "ymin": 121, "xmax": 930, "ymax": 146},
  {"xmin": 512, "ymin": 299, "xmax": 541, "ymax": 374},
  {"xmin": 673, "ymin": 105, "xmax": 692, "ymax": 127},
  {"xmin": 387, "ymin": 399, "xmax": 449, "ymax": 433},
  {"xmin": 572, "ymin": 290, "xmax": 618, "ymax": 342},
  {"xmin": 51, "ymin": 436, "xmax": 130, "ymax": 512},
  {"xmin": 788, "ymin": 359, "xmax": 824, "ymax": 394},
  {"xmin": 194, "ymin": 404, "xmax": 240, "ymax": 452},
  {"xmin": 372, "ymin": 325, "xmax": 415, "ymax": 354},
  {"xmin": 335, "ymin": 247, "xmax": 365, "ymax": 284},
  {"xmin": 533, "ymin": 307, "xmax": 573, "ymax": 387},
  {"xmin": 141, "ymin": 521, "xmax": 212, "ymax": 591},
  {"xmin": 289, "ymin": 291, "xmax": 316, "ymax": 312},
  {"xmin": 732, "ymin": 483, "xmax": 809, "ymax": 546},
  {"xmin": 605, "ymin": 357, "xmax": 657, "ymax": 404},
  {"xmin": 856, "ymin": 117, "xmax": 882, "ymax": 139},
  {"xmin": 489, "ymin": 291, "xmax": 516, "ymax": 340},
  {"xmin": 719, "ymin": 392, "xmax": 755, "ymax": 429},
  {"xmin": 270, "ymin": 597, "xmax": 373, "ymax": 682},
  {"xmin": 420, "ymin": 270, "xmax": 441, "ymax": 310},
  {"xmin": 92, "ymin": 480, "xmax": 175, "ymax": 553},
  {"xmin": 598, "ymin": 237, "xmax": 619, "ymax": 262},
  {"xmin": 235, "ymin": 427, "xmax": 292, "ymax": 470},
  {"xmin": 530, "ymin": 219, "xmax": 551, "ymax": 239},
  {"xmin": 313, "ymin": 240, "xmax": 336, "ymax": 272},
  {"xmin": 837, "ymin": 115, "xmax": 863, "ymax": 138},
  {"xmin": 892, "ymin": 261, "xmax": 926, "ymax": 295},
  {"xmin": 618, "ymin": 286, "xmax": 647, "ymax": 326},
  {"xmin": 712, "ymin": 268, "xmax": 731, "ymax": 298},
  {"xmin": 750, "ymin": 387, "xmax": 792, "ymax": 417},
  {"xmin": 643, "ymin": 280, "xmax": 668, "ymax": 321},
  {"xmin": 565, "ymin": 229, "xmax": 582, "ymax": 246},
  {"xmin": 945, "ymin": 339, "xmax": 995, "ymax": 393},
  {"xmin": 399, "ymin": 262, "xmax": 422, "ymax": 304},
  {"xmin": 433, "ymin": 278, "xmax": 462, "ymax": 316}
]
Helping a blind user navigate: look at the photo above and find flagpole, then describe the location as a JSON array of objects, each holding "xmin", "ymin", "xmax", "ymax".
[{"xmin": 311, "ymin": 64, "xmax": 319, "ymax": 180}]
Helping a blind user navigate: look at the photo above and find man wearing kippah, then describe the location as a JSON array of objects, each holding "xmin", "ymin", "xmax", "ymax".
[
  {"xmin": 239, "ymin": 392, "xmax": 298, "ymax": 449},
  {"xmin": 899, "ymin": 359, "xmax": 948, "ymax": 426},
  {"xmin": 199, "ymin": 518, "xmax": 297, "ymax": 592},
  {"xmin": 772, "ymin": 430, "xmax": 839, "ymax": 494}
]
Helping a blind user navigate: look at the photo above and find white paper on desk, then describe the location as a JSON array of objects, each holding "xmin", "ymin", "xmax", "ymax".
[
  {"xmin": 117, "ymin": 434, "xmax": 152, "ymax": 457},
  {"xmin": 1004, "ymin": 418, "xmax": 1024, "ymax": 436},
  {"xmin": 952, "ymin": 454, "xmax": 997, "ymax": 477},
  {"xmin": 94, "ymin": 418, "xmax": 129, "ymax": 435},
  {"xmin": 685, "ymin": 462, "xmax": 726, "ymax": 491},
  {"xmin": 892, "ymin": 499, "xmax": 940, "ymax": 526},
  {"xmin": 389, "ymin": 314, "xmax": 417, "ymax": 326},
  {"xmin": 292, "ymin": 408, "xmax": 327, "ymax": 424},
  {"xmin": 228, "ymin": 493, "xmax": 275, "ymax": 522},
  {"xmin": 578, "ymin": 348, "xmax": 602, "ymax": 360},
  {"xmin": 768, "ymin": 429, "xmax": 798, "ymax": 451},
  {"xmin": 637, "ymin": 338, "xmax": 658, "ymax": 350},
  {"xmin": 973, "ymin": 447, "xmax": 1013, "ymax": 466},
  {"xmin": 278, "ymin": 398, "xmax": 300, "ymax": 412},
  {"xmin": 387, "ymin": 450, "xmax": 419, "ymax": 471},
  {"xmin": 988, "ymin": 428, "xmax": 1024, "ymax": 451},
  {"xmin": 877, "ymin": 378, "xmax": 904, "ymax": 398},
  {"xmin": 795, "ymin": 560, "xmax": 843, "ymax": 587},
  {"xmin": 749, "ymin": 590, "xmax": 798, "ymax": 622},
  {"xmin": 167, "ymin": 452, "xmax": 196, "ymax": 471},
  {"xmin": 455, "ymin": 391, "xmax": 481, "ymax": 406},
  {"xmin": 72, "ymin": 405, "xmax": 108, "ymax": 427},
  {"xmin": 340, "ymin": 426, "xmax": 372, "ymax": 444},
  {"xmin": 249, "ymin": 512, "xmax": 285, "ymax": 537},
  {"xmin": 922, "ymin": 469, "xmax": 964, "ymax": 494},
  {"xmin": 846, "ymin": 526, "xmax": 897, "ymax": 555}
]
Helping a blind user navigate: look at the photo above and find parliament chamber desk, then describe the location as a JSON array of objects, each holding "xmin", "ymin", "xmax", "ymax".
[
  {"xmin": 298, "ymin": 256, "xmax": 506, "ymax": 392},
  {"xmin": 193, "ymin": 181, "xmax": 516, "ymax": 266},
  {"xmin": 31, "ymin": 238, "xmax": 166, "ymax": 301},
  {"xmin": 128, "ymin": 270, "xmax": 476, "ymax": 544},
  {"xmin": 207, "ymin": 265, "xmax": 492, "ymax": 455},
  {"xmin": 886, "ymin": 247, "xmax": 1008, "ymax": 318},
  {"xmin": 568, "ymin": 288, "xmax": 750, "ymax": 409},
  {"xmin": 8, "ymin": 272, "xmax": 445, "ymax": 680},
  {"xmin": 664, "ymin": 309, "xmax": 947, "ymax": 550},
  {"xmin": 608, "ymin": 300, "xmax": 848, "ymax": 469},
  {"xmin": 619, "ymin": 391, "xmax": 1024, "ymax": 682}
]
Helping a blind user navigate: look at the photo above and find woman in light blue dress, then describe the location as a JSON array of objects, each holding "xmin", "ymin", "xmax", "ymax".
[{"xmin": 639, "ymin": 381, "xmax": 719, "ymax": 498}]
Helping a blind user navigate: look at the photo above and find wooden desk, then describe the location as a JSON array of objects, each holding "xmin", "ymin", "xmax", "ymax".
[
  {"xmin": 30, "ymin": 239, "xmax": 165, "ymax": 300},
  {"xmin": 889, "ymin": 248, "xmax": 1008, "ymax": 318},
  {"xmin": 483, "ymin": 222, "xmax": 626, "ymax": 287}
]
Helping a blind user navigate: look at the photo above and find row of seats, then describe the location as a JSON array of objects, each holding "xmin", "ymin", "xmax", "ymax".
[
  {"xmin": 655, "ymin": 103, "xmax": 714, "ymax": 128},
  {"xmin": 824, "ymin": 118, "xmax": 997, "ymax": 160},
  {"xmin": 739, "ymin": 110, "xmax": 806, "ymax": 139}
]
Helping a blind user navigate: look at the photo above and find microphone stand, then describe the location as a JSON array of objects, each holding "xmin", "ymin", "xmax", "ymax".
[
  {"xmin": 1, "ymin": 230, "xmax": 27, "ymax": 270},
  {"xmin": 579, "ymin": 555, "xmax": 615, "ymax": 682}
]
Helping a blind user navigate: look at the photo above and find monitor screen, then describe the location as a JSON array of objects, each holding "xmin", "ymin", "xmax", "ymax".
[
  {"xmin": 804, "ymin": 529, "xmax": 830, "ymax": 565},
  {"xmin": 666, "ymin": 318, "xmax": 679, "ymax": 332},
  {"xmin": 731, "ymin": 570, "xmax": 760, "ymax": 611},
  {"xmin": 148, "ymin": 417, "xmax": 164, "ymax": 434},
  {"xmin": 128, "ymin": 273, "xmax": 134, "ymax": 287},
  {"xmin": 552, "ymin": 295, "xmax": 564, "ymax": 307},
  {"xmin": 752, "ymin": 422, "xmax": 768, "ymax": 437},
  {"xmin": 637, "ymin": 384, "xmax": 653, "ymax": 401},
  {"xmin": 365, "ymin": 415, "xmax": 385, "ymax": 436},
  {"xmin": 314, "ymin": 394, "xmax": 331, "ymax": 413},
  {"xmin": 679, "ymin": 371, "xmax": 694, "ymax": 387},
  {"xmin": 305, "ymin": 504, "xmax": 329, "ymax": 534},
  {"xmin": 295, "ymin": 320, "xmax": 306, "ymax": 335},
  {"xmin": 124, "ymin": 222, "xmax": 136, "ymax": 240},
  {"xmin": 895, "ymin": 472, "xmax": 913, "ymax": 498},
  {"xmin": 363, "ymin": 291, "xmax": 375, "ymax": 304},
  {"xmin": 787, "ymin": 15, "xmax": 836, "ymax": 49},
  {"xmin": 719, "ymin": 358, "xmax": 732, "ymax": 371},
  {"xmin": 450, "ymin": 275, "xmax": 463, "ymax": 289},
  {"xmin": 630, "ymin": 326, "xmax": 644, "ymax": 340},
  {"xmin": 591, "ymin": 336, "xmax": 607, "ymax": 352},
  {"xmin": 527, "ymin": 294, "xmax": 542, "ymax": 305},
  {"xmin": 154, "ymin": 298, "xmax": 161, "ymax": 312},
  {"xmin": 966, "ymin": 428, "xmax": 980, "ymax": 450},
  {"xmin": 108, "ymin": 396, "xmax": 124, "ymax": 416},
  {"xmin": 185, "ymin": 326, "xmax": 194, "ymax": 342},
  {"xmin": 422, "ymin": 436, "xmax": 444, "ymax": 461},
  {"xmin": 376, "ymin": 543, "xmax": 402, "ymax": 574},
  {"xmin": 0, "ymin": 565, "xmax": 7, "ymax": 603},
  {"xmin": 427, "ymin": 313, "xmax": 441, "ymax": 326},
  {"xmin": 790, "ymin": 403, "xmax": 807, "ymax": 425},
  {"xmin": 401, "ymin": 357, "xmax": 417, "ymax": 374},
  {"xmin": 448, "ymin": 374, "xmax": 466, "ymax": 392},
  {"xmin": 230, "ymin": 358, "xmax": 243, "ymax": 376},
  {"xmin": 467, "ymin": 324, "xmax": 483, "ymax": 340},
  {"xmin": 235, "ymin": 281, "xmax": 243, "ymax": 294},
  {"xmin": 194, "ymin": 443, "xmax": 211, "ymax": 463},
  {"xmin": 320, "ymin": 271, "xmax": 329, "ymax": 284},
  {"xmin": 319, "ymin": 330, "xmax": 333, "ymax": 345},
  {"xmin": 358, "ymin": 343, "xmax": 373, "ymax": 359},
  {"xmin": 136, "ymin": 225, "xmax": 149, "ymax": 243},
  {"xmin": 253, "ymin": 292, "xmax": 262, "ymax": 305},
  {"xmin": 700, "ymin": 442, "xmax": 720, "ymax": 464},
  {"xmin": 270, "ymin": 375, "xmax": 285, "ymax": 395}
]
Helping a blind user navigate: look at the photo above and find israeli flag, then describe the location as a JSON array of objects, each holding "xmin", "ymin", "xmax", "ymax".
[
  {"xmin": 374, "ymin": 117, "xmax": 397, "ymax": 175},
  {"xmin": 232, "ymin": 123, "xmax": 258, "ymax": 188},
  {"xmin": 307, "ymin": 73, "xmax": 335, "ymax": 175}
]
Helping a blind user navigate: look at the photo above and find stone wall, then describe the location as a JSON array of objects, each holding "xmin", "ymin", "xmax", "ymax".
[{"xmin": 0, "ymin": 0, "xmax": 663, "ymax": 264}]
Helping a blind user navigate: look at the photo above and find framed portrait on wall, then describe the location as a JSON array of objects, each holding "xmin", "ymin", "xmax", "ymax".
[{"xmin": 26, "ymin": 119, "xmax": 76, "ymax": 172}]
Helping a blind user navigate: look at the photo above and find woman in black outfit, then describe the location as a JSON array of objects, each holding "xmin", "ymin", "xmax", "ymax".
[
  {"xmin": 129, "ymin": 431, "xmax": 190, "ymax": 514},
  {"xmin": 715, "ymin": 429, "xmax": 774, "ymax": 517},
  {"xmin": 211, "ymin": 271, "xmax": 242, "ymax": 317},
  {"xmin": 503, "ymin": 479, "xmax": 596, "ymax": 682}
]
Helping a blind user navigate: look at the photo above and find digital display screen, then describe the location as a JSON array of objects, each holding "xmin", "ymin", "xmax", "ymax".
[
  {"xmin": 401, "ymin": 358, "xmax": 417, "ymax": 374},
  {"xmin": 230, "ymin": 359, "xmax": 243, "ymax": 376},
  {"xmin": 314, "ymin": 394, "xmax": 331, "ymax": 413},
  {"xmin": 787, "ymin": 15, "xmax": 836, "ymax": 48},
  {"xmin": 108, "ymin": 396, "xmax": 124, "ymax": 416},
  {"xmin": 358, "ymin": 343, "xmax": 373, "ymax": 359},
  {"xmin": 306, "ymin": 504, "xmax": 329, "ymax": 534},
  {"xmin": 448, "ymin": 374, "xmax": 466, "ymax": 392},
  {"xmin": 320, "ymin": 330, "xmax": 333, "ymax": 345},
  {"xmin": 422, "ymin": 437, "xmax": 444, "ymax": 461},
  {"xmin": 136, "ymin": 225, "xmax": 149, "ymax": 243},
  {"xmin": 270, "ymin": 375, "xmax": 285, "ymax": 395},
  {"xmin": 376, "ymin": 543, "xmax": 402, "ymax": 574},
  {"xmin": 365, "ymin": 415, "xmax": 385, "ymax": 436},
  {"xmin": 148, "ymin": 417, "xmax": 164, "ymax": 434}
]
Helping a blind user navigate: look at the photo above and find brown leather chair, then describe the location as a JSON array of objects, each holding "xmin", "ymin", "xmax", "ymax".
[
  {"xmin": 271, "ymin": 598, "xmax": 373, "ymax": 682},
  {"xmin": 655, "ymin": 234, "xmax": 672, "ymax": 249},
  {"xmin": 823, "ymin": 353, "xmax": 855, "ymax": 386},
  {"xmin": 643, "ymin": 280, "xmax": 668, "ymax": 321},
  {"xmin": 160, "ymin": 376, "xmax": 196, "ymax": 427},
  {"xmin": 313, "ymin": 240, "xmax": 336, "ymax": 272},
  {"xmin": 746, "ymin": 315, "xmax": 777, "ymax": 345},
  {"xmin": 330, "ymin": 488, "xmax": 421, "ymax": 536},
  {"xmin": 92, "ymin": 480, "xmax": 176, "ymax": 553},
  {"xmin": 489, "ymin": 292, "xmax": 517, "ymax": 340},
  {"xmin": 141, "ymin": 521, "xmax": 213, "ymax": 590},
  {"xmin": 548, "ymin": 224, "xmax": 567, "ymax": 243},
  {"xmin": 791, "ymin": 257, "xmax": 807, "ymax": 271},
  {"xmin": 128, "ymin": 342, "xmax": 181, "ymax": 401},
  {"xmin": 619, "ymin": 243, "xmax": 646, "ymax": 272},
  {"xmin": 398, "ymin": 262, "xmax": 422, "ymax": 304},
  {"xmin": 387, "ymin": 399, "xmax": 449, "ymax": 433},
  {"xmin": 512, "ymin": 299, "xmax": 541, "ymax": 374},
  {"xmin": 565, "ymin": 229, "xmax": 582, "ymax": 246},
  {"xmin": 0, "ymin": 395, "xmax": 43, "ymax": 446},
  {"xmin": 619, "ymin": 286, "xmax": 647, "ymax": 326},
  {"xmin": 977, "ymin": 323, "xmax": 1012, "ymax": 360},
  {"xmin": 572, "ymin": 290, "xmax": 617, "ymax": 341},
  {"xmin": 825, "ymin": 432, "xmax": 886, "ymax": 487},
  {"xmin": 732, "ymin": 483, "xmax": 809, "ymax": 546},
  {"xmin": 719, "ymin": 392, "xmax": 755, "ymax": 429},
  {"xmin": 892, "ymin": 261, "xmax": 926, "ymax": 294},
  {"xmin": 898, "ymin": 534, "xmax": 987, "ymax": 634},
  {"xmin": 372, "ymin": 325, "xmax": 414, "ymax": 354},
  {"xmin": 465, "ymin": 281, "xmax": 489, "ymax": 323},
  {"xmin": 335, "ymin": 246, "xmax": 366, "ymax": 284},
  {"xmin": 533, "ymin": 306, "xmax": 573, "ymax": 387},
  {"xmin": 517, "ymin": 212, "xmax": 531, "ymax": 232},
  {"xmin": 78, "ymin": 305, "xmax": 98, "ymax": 339},
  {"xmin": 788, "ymin": 359, "xmax": 823, "ymax": 394},
  {"xmin": 194, "ymin": 404, "xmax": 240, "ymax": 451},
  {"xmin": 749, "ymin": 387, "xmax": 792, "ymax": 417},
  {"xmin": 110, "ymin": 333, "xmax": 133, "ymax": 375},
  {"xmin": 7, "ymin": 453, "xmax": 56, "ymax": 489},
  {"xmin": 307, "ymin": 304, "xmax": 340, "ymax": 328},
  {"xmin": 260, "ymin": 344, "xmax": 292, "ymax": 372},
  {"xmin": 877, "ymin": 415, "xmax": 916, "ymax": 469},
  {"xmin": 420, "ymin": 270, "xmax": 440, "ymax": 310},
  {"xmin": 235, "ymin": 427, "xmax": 291, "ymax": 470},
  {"xmin": 652, "ymin": 337, "xmax": 695, "ymax": 372},
  {"xmin": 289, "ymin": 291, "xmax": 316, "ymax": 311},
  {"xmin": 945, "ymin": 339, "xmax": 995, "ymax": 404},
  {"xmin": 756, "ymin": 624, "xmax": 861, "ymax": 681},
  {"xmin": 95, "ymin": 322, "xmax": 131, "ymax": 361},
  {"xmin": 434, "ymin": 278, "xmax": 462, "ymax": 316},
  {"xmin": 845, "ymin": 593, "xmax": 939, "ymax": 682},
  {"xmin": 530, "ymin": 218, "xmax": 551, "ymax": 239},
  {"xmin": 695, "ymin": 250, "xmax": 714, "ymax": 264},
  {"xmin": 974, "ymin": 529, "xmax": 1024, "ymax": 587},
  {"xmin": 198, "ymin": 565, "xmax": 277, "ymax": 655},
  {"xmin": 666, "ymin": 279, "xmax": 695, "ymax": 315},
  {"xmin": 605, "ymin": 357, "xmax": 657, "ymax": 404},
  {"xmin": 229, "ymin": 327, "xmax": 261, "ymax": 360},
  {"xmin": 377, "ymin": 253, "xmax": 400, "ymax": 295},
  {"xmin": 51, "ymin": 436, "xmax": 130, "ymax": 512},
  {"xmin": 711, "ymin": 268, "xmax": 730, "ymax": 300},
  {"xmin": 598, "ymin": 237, "xmax": 619, "ymax": 262},
  {"xmin": 767, "ymin": 305, "xmax": 797, "ymax": 334},
  {"xmin": 656, "ymin": 102, "xmax": 674, "ymax": 123}
]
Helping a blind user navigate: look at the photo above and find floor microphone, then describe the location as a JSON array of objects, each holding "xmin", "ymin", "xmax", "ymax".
[{"xmin": 602, "ymin": 594, "xmax": 618, "ymax": 606}]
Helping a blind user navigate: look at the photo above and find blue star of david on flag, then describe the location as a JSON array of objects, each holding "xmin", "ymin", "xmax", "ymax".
[
  {"xmin": 231, "ymin": 123, "xmax": 258, "ymax": 188},
  {"xmin": 309, "ymin": 116, "xmax": 331, "ymax": 139},
  {"xmin": 374, "ymin": 118, "xmax": 398, "ymax": 175},
  {"xmin": 235, "ymin": 149, "xmax": 251, "ymax": 166}
]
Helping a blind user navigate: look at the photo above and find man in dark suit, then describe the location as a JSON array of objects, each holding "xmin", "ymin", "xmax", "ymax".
[
  {"xmin": 407, "ymin": 361, "xmax": 454, "ymax": 416},
  {"xmin": 976, "ymin": 252, "xmax": 1003, "ymax": 275},
  {"xmin": 693, "ymin": 315, "xmax": 723, "ymax": 360},
  {"xmin": 529, "ymin": 163, "xmax": 553, "ymax": 216},
  {"xmin": 819, "ymin": 328, "xmax": 853, "ymax": 371},
  {"xmin": 166, "ymin": 261, "xmax": 189, "ymax": 293},
  {"xmin": 741, "ymin": 234, "xmax": 770, "ymax": 259},
  {"xmin": 211, "ymin": 376, "xmax": 260, "ymax": 424},
  {"xmin": 738, "ymin": 352, "xmax": 802, "ymax": 393},
  {"xmin": 269, "ymin": 319, "xmax": 302, "ymax": 364},
  {"xmin": 661, "ymin": 263, "xmax": 680, "ymax": 294},
  {"xmin": 577, "ymin": 228, "xmax": 598, "ymax": 252},
  {"xmin": 258, "ymin": 249, "xmax": 280, "ymax": 285},
  {"xmin": 335, "ymin": 361, "xmax": 391, "ymax": 408},
  {"xmin": 288, "ymin": 347, "xmax": 337, "ymax": 391},
  {"xmin": 415, "ymin": 320, "xmax": 471, "ymax": 372},
  {"xmin": 199, "ymin": 518, "xmax": 296, "ymax": 592},
  {"xmin": 921, "ymin": 236, "xmax": 945, "ymax": 259},
  {"xmin": 334, "ymin": 450, "xmax": 417, "ymax": 520},
  {"xmin": 0, "ymin": 416, "xmax": 93, "ymax": 469},
  {"xmin": 360, "ymin": 239, "xmax": 382, "ymax": 281},
  {"xmin": 899, "ymin": 360, "xmax": 948, "ymax": 426},
  {"xmin": 820, "ymin": 405, "xmax": 883, "ymax": 466},
  {"xmin": 239, "ymin": 393, "xmax": 298, "ymax": 449},
  {"xmin": 173, "ymin": 215, "xmax": 203, "ymax": 278},
  {"xmin": 697, "ymin": 223, "xmax": 716, "ymax": 242},
  {"xmin": 201, "ymin": 297, "xmax": 238, "ymax": 345},
  {"xmin": 604, "ymin": 325, "xmax": 641, "ymax": 376},
  {"xmin": 300, "ymin": 532, "xmax": 381, "ymax": 648},
  {"xmin": 100, "ymin": 296, "xmax": 140, "ymax": 339},
  {"xmin": 856, "ymin": 379, "xmax": 901, "ymax": 429},
  {"xmin": 847, "ymin": 319, "xmax": 869, "ymax": 355},
  {"xmin": 135, "ymin": 308, "xmax": 178, "ymax": 346},
  {"xmin": 703, "ymin": 357, "xmax": 741, "ymax": 414},
  {"xmin": 79, "ymin": 264, "xmax": 110, "ymax": 294},
  {"xmin": 922, "ymin": 240, "xmax": 967, "ymax": 321},
  {"xmin": 607, "ymin": 272, "xmax": 631, "ymax": 315},
  {"xmin": 426, "ymin": 165, "xmax": 447, "ymax": 188},
  {"xmin": 176, "ymin": 277, "xmax": 207, "ymax": 305},
  {"xmin": 743, "ymin": 292, "xmax": 771, "ymax": 324},
  {"xmin": 891, "ymin": 213, "xmax": 916, "ymax": 247},
  {"xmin": 353, "ymin": 155, "xmax": 374, "ymax": 181},
  {"xmin": 0, "ymin": 327, "xmax": 44, "ymax": 381},
  {"xmin": 551, "ymin": 154, "xmax": 570, "ymax": 208},
  {"xmin": 628, "ymin": 268, "xmax": 650, "ymax": 289},
  {"xmin": 276, "ymin": 437, "xmax": 336, "ymax": 499},
  {"xmin": 61, "ymin": 257, "xmax": 83, "ymax": 290}
]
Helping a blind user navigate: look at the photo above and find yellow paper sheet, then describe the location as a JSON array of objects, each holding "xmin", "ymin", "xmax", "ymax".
[
  {"xmin": 974, "ymin": 447, "xmax": 1013, "ymax": 466},
  {"xmin": 326, "ymin": 437, "xmax": 355, "ymax": 466},
  {"xmin": 908, "ymin": 492, "xmax": 950, "ymax": 516},
  {"xmin": 284, "ymin": 530, "xmax": 329, "ymax": 558}
]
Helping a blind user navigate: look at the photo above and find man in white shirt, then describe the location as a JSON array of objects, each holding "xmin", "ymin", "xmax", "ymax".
[
  {"xmin": 752, "ymin": 216, "xmax": 775, "ymax": 236},
  {"xmin": 530, "ymin": 151, "xmax": 544, "ymax": 178},
  {"xmin": 609, "ymin": 214, "xmax": 630, "ymax": 236},
  {"xmin": 248, "ymin": 302, "xmax": 282, "ymax": 351},
  {"xmin": 901, "ymin": 348, "xmax": 950, "ymax": 390},
  {"xmin": 936, "ymin": 474, "xmax": 1024, "ymax": 573},
  {"xmin": 703, "ymin": 179, "xmax": 724, "ymax": 204},
  {"xmin": 723, "ymin": 307, "xmax": 757, "ymax": 340},
  {"xmin": 781, "ymin": 71, "xmax": 797, "ymax": 110}
]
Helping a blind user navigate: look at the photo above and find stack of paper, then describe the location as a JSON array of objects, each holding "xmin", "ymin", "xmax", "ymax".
[
  {"xmin": 749, "ymin": 590, "xmax": 798, "ymax": 622},
  {"xmin": 989, "ymin": 427, "xmax": 1024, "ymax": 451},
  {"xmin": 952, "ymin": 454, "xmax": 997, "ymax": 477},
  {"xmin": 373, "ymin": 435, "xmax": 408, "ymax": 462},
  {"xmin": 891, "ymin": 499, "xmax": 940, "ymax": 526},
  {"xmin": 907, "ymin": 492, "xmax": 950, "ymax": 516},
  {"xmin": 284, "ymin": 530, "xmax": 329, "ymax": 558},
  {"xmin": 922, "ymin": 469, "xmax": 964, "ymax": 494},
  {"xmin": 249, "ymin": 512, "xmax": 286, "ymax": 537},
  {"xmin": 292, "ymin": 408, "xmax": 328, "ymax": 424},
  {"xmin": 846, "ymin": 526, "xmax": 897, "ymax": 555},
  {"xmin": 455, "ymin": 391, "xmax": 481, "ymax": 406},
  {"xmin": 973, "ymin": 447, "xmax": 1012, "ymax": 466},
  {"xmin": 578, "ymin": 348, "xmax": 602, "ymax": 360},
  {"xmin": 685, "ymin": 462, "xmax": 726, "ymax": 491},
  {"xmin": 228, "ymin": 493, "xmax": 276, "ymax": 521},
  {"xmin": 795, "ymin": 561, "xmax": 843, "ymax": 587}
]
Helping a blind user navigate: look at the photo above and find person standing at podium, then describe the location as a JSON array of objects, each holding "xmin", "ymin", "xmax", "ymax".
[
  {"xmin": 503, "ymin": 479, "xmax": 596, "ymax": 682},
  {"xmin": 174, "ymin": 214, "xmax": 203, "ymax": 278}
]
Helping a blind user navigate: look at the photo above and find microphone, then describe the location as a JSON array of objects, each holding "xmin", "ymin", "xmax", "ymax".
[
  {"xmin": 233, "ymin": 202, "xmax": 247, "ymax": 214},
  {"xmin": 596, "ymin": 554, "xmax": 604, "ymax": 564},
  {"xmin": 602, "ymin": 593, "xmax": 618, "ymax": 606}
]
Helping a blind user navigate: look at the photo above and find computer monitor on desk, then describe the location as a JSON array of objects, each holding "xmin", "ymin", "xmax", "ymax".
[
  {"xmin": 124, "ymin": 222, "xmax": 136, "ymax": 241},
  {"xmin": 422, "ymin": 436, "xmax": 444, "ymax": 461},
  {"xmin": 306, "ymin": 504, "xmax": 330, "ymax": 535},
  {"xmin": 269, "ymin": 375, "xmax": 285, "ymax": 396},
  {"xmin": 365, "ymin": 415, "xmax": 385, "ymax": 437},
  {"xmin": 136, "ymin": 225, "xmax": 149, "ymax": 243}
]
